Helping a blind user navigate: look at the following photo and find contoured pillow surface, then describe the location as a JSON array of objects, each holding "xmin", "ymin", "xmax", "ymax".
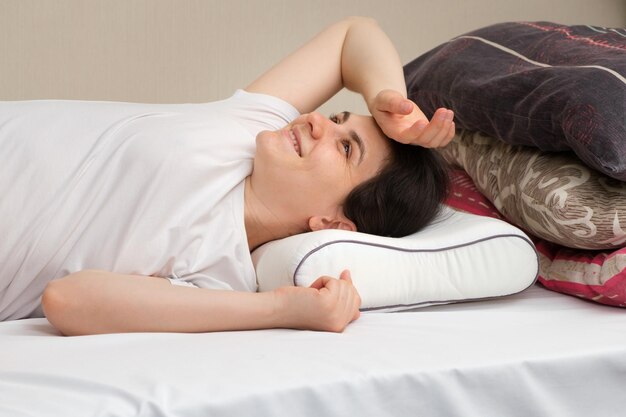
[{"xmin": 252, "ymin": 208, "xmax": 538, "ymax": 312}]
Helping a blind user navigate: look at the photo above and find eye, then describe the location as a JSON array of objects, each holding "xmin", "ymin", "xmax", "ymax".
[
  {"xmin": 330, "ymin": 114, "xmax": 351, "ymax": 159},
  {"xmin": 341, "ymin": 140, "xmax": 352, "ymax": 158}
]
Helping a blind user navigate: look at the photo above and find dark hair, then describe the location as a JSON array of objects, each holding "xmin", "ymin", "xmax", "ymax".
[{"xmin": 343, "ymin": 140, "xmax": 449, "ymax": 237}]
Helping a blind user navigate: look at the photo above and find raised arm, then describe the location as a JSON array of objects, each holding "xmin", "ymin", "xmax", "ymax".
[
  {"xmin": 246, "ymin": 16, "xmax": 454, "ymax": 147},
  {"xmin": 42, "ymin": 270, "xmax": 360, "ymax": 335},
  {"xmin": 246, "ymin": 16, "xmax": 405, "ymax": 113}
]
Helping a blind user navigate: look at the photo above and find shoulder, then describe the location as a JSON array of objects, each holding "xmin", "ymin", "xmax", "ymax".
[
  {"xmin": 231, "ymin": 89, "xmax": 300, "ymax": 118},
  {"xmin": 215, "ymin": 89, "xmax": 300, "ymax": 134}
]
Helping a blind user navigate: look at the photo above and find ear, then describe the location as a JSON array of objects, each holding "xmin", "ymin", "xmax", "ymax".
[{"xmin": 308, "ymin": 214, "xmax": 357, "ymax": 232}]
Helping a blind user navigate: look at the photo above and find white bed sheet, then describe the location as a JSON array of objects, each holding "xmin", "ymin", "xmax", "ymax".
[{"xmin": 1, "ymin": 285, "xmax": 625, "ymax": 417}]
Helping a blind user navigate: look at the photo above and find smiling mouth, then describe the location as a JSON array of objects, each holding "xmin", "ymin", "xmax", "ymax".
[{"xmin": 288, "ymin": 128, "xmax": 301, "ymax": 156}]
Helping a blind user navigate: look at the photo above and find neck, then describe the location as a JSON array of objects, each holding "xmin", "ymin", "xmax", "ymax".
[{"xmin": 243, "ymin": 177, "xmax": 305, "ymax": 251}]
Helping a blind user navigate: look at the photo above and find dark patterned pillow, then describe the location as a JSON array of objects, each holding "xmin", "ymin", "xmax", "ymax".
[
  {"xmin": 404, "ymin": 21, "xmax": 626, "ymax": 181},
  {"xmin": 440, "ymin": 130, "xmax": 626, "ymax": 250}
]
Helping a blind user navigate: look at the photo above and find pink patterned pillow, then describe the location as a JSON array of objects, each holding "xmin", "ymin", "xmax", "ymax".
[
  {"xmin": 446, "ymin": 168, "xmax": 626, "ymax": 307},
  {"xmin": 446, "ymin": 169, "xmax": 505, "ymax": 220}
]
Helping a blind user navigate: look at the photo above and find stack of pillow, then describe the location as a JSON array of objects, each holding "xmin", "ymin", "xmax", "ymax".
[{"xmin": 405, "ymin": 21, "xmax": 626, "ymax": 307}]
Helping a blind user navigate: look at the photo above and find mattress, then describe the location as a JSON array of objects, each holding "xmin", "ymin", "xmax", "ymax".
[{"xmin": 1, "ymin": 285, "xmax": 625, "ymax": 417}]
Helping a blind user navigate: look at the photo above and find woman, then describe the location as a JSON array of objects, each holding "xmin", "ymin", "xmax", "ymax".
[{"xmin": 0, "ymin": 17, "xmax": 454, "ymax": 335}]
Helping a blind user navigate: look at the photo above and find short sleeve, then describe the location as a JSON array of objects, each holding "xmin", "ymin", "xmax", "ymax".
[
  {"xmin": 224, "ymin": 89, "xmax": 301, "ymax": 136},
  {"xmin": 166, "ymin": 276, "xmax": 198, "ymax": 289},
  {"xmin": 166, "ymin": 273, "xmax": 243, "ymax": 291}
]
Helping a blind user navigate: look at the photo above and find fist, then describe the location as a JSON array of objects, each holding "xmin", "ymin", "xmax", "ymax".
[{"xmin": 275, "ymin": 270, "xmax": 361, "ymax": 332}]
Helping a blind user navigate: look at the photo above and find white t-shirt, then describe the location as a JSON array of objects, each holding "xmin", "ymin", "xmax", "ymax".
[{"xmin": 0, "ymin": 90, "xmax": 300, "ymax": 320}]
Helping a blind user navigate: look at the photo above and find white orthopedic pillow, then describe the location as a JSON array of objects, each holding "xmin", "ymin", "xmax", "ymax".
[{"xmin": 252, "ymin": 207, "xmax": 538, "ymax": 312}]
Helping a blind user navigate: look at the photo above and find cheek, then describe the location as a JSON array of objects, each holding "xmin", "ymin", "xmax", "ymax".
[{"xmin": 307, "ymin": 157, "xmax": 354, "ymax": 198}]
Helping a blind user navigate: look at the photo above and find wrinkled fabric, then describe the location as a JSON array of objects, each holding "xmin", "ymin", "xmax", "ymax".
[{"xmin": 405, "ymin": 21, "xmax": 626, "ymax": 180}]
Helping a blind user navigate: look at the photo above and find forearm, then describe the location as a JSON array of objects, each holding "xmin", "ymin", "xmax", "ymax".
[
  {"xmin": 340, "ymin": 17, "xmax": 407, "ymax": 108},
  {"xmin": 341, "ymin": 18, "xmax": 455, "ymax": 148},
  {"xmin": 42, "ymin": 270, "xmax": 283, "ymax": 335},
  {"xmin": 245, "ymin": 16, "xmax": 406, "ymax": 114}
]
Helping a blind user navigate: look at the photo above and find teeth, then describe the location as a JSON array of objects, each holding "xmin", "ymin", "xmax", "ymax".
[{"xmin": 289, "ymin": 129, "xmax": 301, "ymax": 156}]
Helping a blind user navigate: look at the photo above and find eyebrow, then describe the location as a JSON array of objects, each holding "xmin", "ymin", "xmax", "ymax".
[{"xmin": 339, "ymin": 111, "xmax": 366, "ymax": 166}]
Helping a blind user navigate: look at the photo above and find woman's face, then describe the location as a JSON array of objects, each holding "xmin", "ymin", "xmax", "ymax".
[{"xmin": 252, "ymin": 111, "xmax": 391, "ymax": 230}]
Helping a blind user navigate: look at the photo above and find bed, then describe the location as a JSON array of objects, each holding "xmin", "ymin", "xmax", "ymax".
[
  {"xmin": 1, "ymin": 1, "xmax": 625, "ymax": 416},
  {"xmin": 2, "ymin": 285, "xmax": 626, "ymax": 417}
]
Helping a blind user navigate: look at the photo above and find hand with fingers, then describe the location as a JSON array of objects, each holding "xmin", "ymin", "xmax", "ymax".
[
  {"xmin": 274, "ymin": 270, "xmax": 361, "ymax": 332},
  {"xmin": 369, "ymin": 89, "xmax": 455, "ymax": 148}
]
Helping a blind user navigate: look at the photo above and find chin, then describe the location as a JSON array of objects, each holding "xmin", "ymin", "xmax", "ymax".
[{"xmin": 255, "ymin": 129, "xmax": 275, "ymax": 145}]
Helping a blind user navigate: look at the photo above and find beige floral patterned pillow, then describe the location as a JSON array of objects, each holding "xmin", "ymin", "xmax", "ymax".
[{"xmin": 439, "ymin": 131, "xmax": 626, "ymax": 250}]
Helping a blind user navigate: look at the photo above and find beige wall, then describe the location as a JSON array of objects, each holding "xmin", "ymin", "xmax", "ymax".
[{"xmin": 1, "ymin": 0, "xmax": 625, "ymax": 114}]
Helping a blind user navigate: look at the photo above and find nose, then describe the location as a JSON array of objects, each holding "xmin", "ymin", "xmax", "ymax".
[{"xmin": 305, "ymin": 111, "xmax": 335, "ymax": 141}]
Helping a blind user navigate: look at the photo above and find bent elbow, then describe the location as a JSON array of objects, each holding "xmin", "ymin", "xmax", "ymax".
[
  {"xmin": 42, "ymin": 279, "xmax": 73, "ymax": 335},
  {"xmin": 42, "ymin": 271, "xmax": 94, "ymax": 336}
]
